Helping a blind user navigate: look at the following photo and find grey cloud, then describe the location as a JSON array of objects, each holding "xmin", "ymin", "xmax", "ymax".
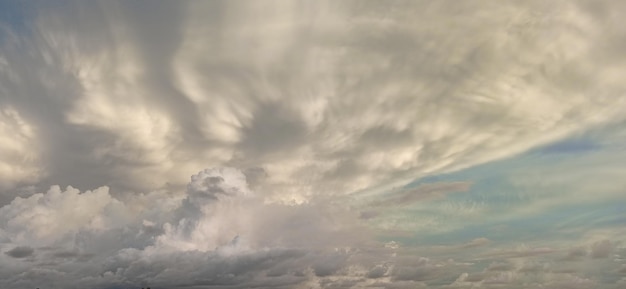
[
  {"xmin": 518, "ymin": 263, "xmax": 544, "ymax": 273},
  {"xmin": 562, "ymin": 246, "xmax": 588, "ymax": 261},
  {"xmin": 486, "ymin": 262, "xmax": 515, "ymax": 272},
  {"xmin": 237, "ymin": 102, "xmax": 308, "ymax": 156},
  {"xmin": 366, "ymin": 264, "xmax": 390, "ymax": 279},
  {"xmin": 242, "ymin": 166, "xmax": 267, "ymax": 189},
  {"xmin": 389, "ymin": 257, "xmax": 445, "ymax": 282},
  {"xmin": 392, "ymin": 266, "xmax": 439, "ymax": 282},
  {"xmin": 464, "ymin": 272, "xmax": 486, "ymax": 282},
  {"xmin": 51, "ymin": 250, "xmax": 79, "ymax": 259},
  {"xmin": 481, "ymin": 247, "xmax": 556, "ymax": 259},
  {"xmin": 591, "ymin": 240, "xmax": 614, "ymax": 259},
  {"xmin": 359, "ymin": 210, "xmax": 380, "ymax": 220},
  {"xmin": 4, "ymin": 246, "xmax": 34, "ymax": 258},
  {"xmin": 482, "ymin": 271, "xmax": 515, "ymax": 284},
  {"xmin": 312, "ymin": 253, "xmax": 348, "ymax": 277},
  {"xmin": 51, "ymin": 250, "xmax": 93, "ymax": 262}
]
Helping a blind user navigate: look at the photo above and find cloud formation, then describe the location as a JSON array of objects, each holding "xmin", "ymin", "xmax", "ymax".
[
  {"xmin": 2, "ymin": 0, "xmax": 626, "ymax": 204},
  {"xmin": 0, "ymin": 166, "xmax": 623, "ymax": 288},
  {"xmin": 1, "ymin": 1, "xmax": 626, "ymax": 288},
  {"xmin": 0, "ymin": 167, "xmax": 392, "ymax": 288},
  {"xmin": 4, "ymin": 246, "xmax": 34, "ymax": 258}
]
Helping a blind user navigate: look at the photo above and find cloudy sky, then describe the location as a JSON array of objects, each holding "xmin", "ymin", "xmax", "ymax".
[{"xmin": 1, "ymin": 1, "xmax": 625, "ymax": 288}]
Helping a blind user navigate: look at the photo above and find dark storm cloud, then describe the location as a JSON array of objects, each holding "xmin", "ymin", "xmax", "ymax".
[{"xmin": 5, "ymin": 246, "xmax": 34, "ymax": 258}]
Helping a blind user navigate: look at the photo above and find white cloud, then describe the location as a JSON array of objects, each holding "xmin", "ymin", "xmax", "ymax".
[
  {"xmin": 0, "ymin": 185, "xmax": 127, "ymax": 247},
  {"xmin": 0, "ymin": 167, "xmax": 382, "ymax": 288}
]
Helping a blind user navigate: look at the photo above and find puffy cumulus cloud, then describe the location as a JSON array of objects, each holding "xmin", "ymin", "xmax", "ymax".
[
  {"xmin": 0, "ymin": 185, "xmax": 130, "ymax": 247},
  {"xmin": 0, "ymin": 167, "xmax": 394, "ymax": 288},
  {"xmin": 155, "ymin": 167, "xmax": 255, "ymax": 252},
  {"xmin": 0, "ymin": 166, "xmax": 356, "ymax": 252},
  {"xmin": 0, "ymin": 167, "xmax": 623, "ymax": 288},
  {"xmin": 2, "ymin": 0, "xmax": 626, "ymax": 204}
]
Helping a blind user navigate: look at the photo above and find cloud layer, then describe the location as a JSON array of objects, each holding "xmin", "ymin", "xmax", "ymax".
[
  {"xmin": 2, "ymin": 0, "xmax": 626, "ymax": 204},
  {"xmin": 1, "ymin": 1, "xmax": 626, "ymax": 288},
  {"xmin": 1, "ymin": 166, "xmax": 624, "ymax": 289}
]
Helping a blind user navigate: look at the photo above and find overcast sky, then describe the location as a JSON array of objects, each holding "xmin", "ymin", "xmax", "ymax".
[{"xmin": 1, "ymin": 1, "xmax": 626, "ymax": 288}]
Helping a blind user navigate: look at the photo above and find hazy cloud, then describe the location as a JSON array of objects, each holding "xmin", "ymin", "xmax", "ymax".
[
  {"xmin": 591, "ymin": 240, "xmax": 614, "ymax": 259},
  {"xmin": 374, "ymin": 182, "xmax": 471, "ymax": 207}
]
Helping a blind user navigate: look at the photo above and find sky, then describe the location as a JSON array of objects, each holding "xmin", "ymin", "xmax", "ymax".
[{"xmin": 0, "ymin": 1, "xmax": 625, "ymax": 288}]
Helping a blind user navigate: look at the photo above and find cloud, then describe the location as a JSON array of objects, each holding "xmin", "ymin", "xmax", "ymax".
[
  {"xmin": 591, "ymin": 240, "xmax": 614, "ymax": 259},
  {"xmin": 486, "ymin": 261, "xmax": 515, "ymax": 272},
  {"xmin": 0, "ymin": 185, "xmax": 134, "ymax": 247},
  {"xmin": 0, "ymin": 107, "xmax": 42, "ymax": 191},
  {"xmin": 154, "ymin": 167, "xmax": 255, "ymax": 252},
  {"xmin": 0, "ymin": 1, "xmax": 625, "ymax": 288},
  {"xmin": 373, "ymin": 182, "xmax": 471, "ymax": 207},
  {"xmin": 0, "ymin": 167, "xmax": 622, "ymax": 289},
  {"xmin": 4, "ymin": 246, "xmax": 34, "ymax": 258},
  {"xmin": 563, "ymin": 246, "xmax": 588, "ymax": 261},
  {"xmin": 0, "ymin": 167, "xmax": 383, "ymax": 288},
  {"xmin": 462, "ymin": 238, "xmax": 491, "ymax": 248},
  {"xmin": 0, "ymin": 166, "xmax": 536, "ymax": 289},
  {"xmin": 1, "ymin": 0, "xmax": 626, "ymax": 204},
  {"xmin": 481, "ymin": 246, "xmax": 557, "ymax": 260}
]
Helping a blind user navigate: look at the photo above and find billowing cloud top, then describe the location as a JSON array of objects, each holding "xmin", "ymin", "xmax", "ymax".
[{"xmin": 1, "ymin": 1, "xmax": 625, "ymax": 288}]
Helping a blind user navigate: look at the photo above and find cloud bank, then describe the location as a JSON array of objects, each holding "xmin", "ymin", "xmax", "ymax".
[{"xmin": 1, "ymin": 167, "xmax": 624, "ymax": 289}]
